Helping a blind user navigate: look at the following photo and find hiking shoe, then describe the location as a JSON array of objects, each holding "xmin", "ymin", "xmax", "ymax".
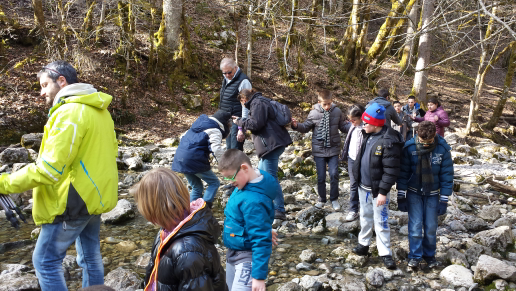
[
  {"xmin": 345, "ymin": 211, "xmax": 359, "ymax": 221},
  {"xmin": 407, "ymin": 258, "xmax": 420, "ymax": 268},
  {"xmin": 331, "ymin": 200, "xmax": 341, "ymax": 211},
  {"xmin": 315, "ymin": 201, "xmax": 326, "ymax": 208},
  {"xmin": 352, "ymin": 244, "xmax": 369, "ymax": 256},
  {"xmin": 274, "ymin": 210, "xmax": 287, "ymax": 220},
  {"xmin": 382, "ymin": 255, "xmax": 397, "ymax": 270},
  {"xmin": 425, "ymin": 257, "xmax": 440, "ymax": 269}
]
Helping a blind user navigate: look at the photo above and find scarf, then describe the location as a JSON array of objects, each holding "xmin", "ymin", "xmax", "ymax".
[
  {"xmin": 415, "ymin": 136, "xmax": 437, "ymax": 193},
  {"xmin": 317, "ymin": 109, "xmax": 331, "ymax": 148}
]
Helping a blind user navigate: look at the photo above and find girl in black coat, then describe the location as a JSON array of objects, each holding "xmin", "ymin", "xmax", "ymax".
[{"xmin": 131, "ymin": 168, "xmax": 227, "ymax": 291}]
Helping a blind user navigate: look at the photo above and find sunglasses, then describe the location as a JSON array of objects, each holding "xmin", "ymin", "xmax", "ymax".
[
  {"xmin": 223, "ymin": 166, "xmax": 240, "ymax": 181},
  {"xmin": 222, "ymin": 69, "xmax": 234, "ymax": 75}
]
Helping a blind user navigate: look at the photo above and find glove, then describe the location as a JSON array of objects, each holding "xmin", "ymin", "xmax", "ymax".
[
  {"xmin": 397, "ymin": 190, "xmax": 408, "ymax": 212},
  {"xmin": 437, "ymin": 195, "xmax": 448, "ymax": 216}
]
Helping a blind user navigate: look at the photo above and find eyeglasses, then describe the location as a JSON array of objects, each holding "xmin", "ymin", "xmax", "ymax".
[
  {"xmin": 223, "ymin": 167, "xmax": 240, "ymax": 181},
  {"xmin": 222, "ymin": 69, "xmax": 233, "ymax": 75},
  {"xmin": 43, "ymin": 67, "xmax": 62, "ymax": 77}
]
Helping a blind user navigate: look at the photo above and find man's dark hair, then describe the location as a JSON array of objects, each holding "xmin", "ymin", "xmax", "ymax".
[
  {"xmin": 393, "ymin": 101, "xmax": 401, "ymax": 105},
  {"xmin": 219, "ymin": 149, "xmax": 252, "ymax": 172},
  {"xmin": 37, "ymin": 60, "xmax": 78, "ymax": 84},
  {"xmin": 347, "ymin": 104, "xmax": 365, "ymax": 119},
  {"xmin": 78, "ymin": 285, "xmax": 115, "ymax": 291},
  {"xmin": 238, "ymin": 88, "xmax": 257, "ymax": 102},
  {"xmin": 408, "ymin": 95, "xmax": 416, "ymax": 100},
  {"xmin": 378, "ymin": 88, "xmax": 390, "ymax": 98},
  {"xmin": 417, "ymin": 121, "xmax": 437, "ymax": 140}
]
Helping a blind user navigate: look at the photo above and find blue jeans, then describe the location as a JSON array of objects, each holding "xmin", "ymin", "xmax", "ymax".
[
  {"xmin": 226, "ymin": 121, "xmax": 244, "ymax": 151},
  {"xmin": 347, "ymin": 158, "xmax": 359, "ymax": 212},
  {"xmin": 184, "ymin": 170, "xmax": 220, "ymax": 203},
  {"xmin": 33, "ymin": 215, "xmax": 104, "ymax": 290},
  {"xmin": 314, "ymin": 155, "xmax": 339, "ymax": 202},
  {"xmin": 407, "ymin": 192, "xmax": 439, "ymax": 260},
  {"xmin": 258, "ymin": 146, "xmax": 285, "ymax": 213}
]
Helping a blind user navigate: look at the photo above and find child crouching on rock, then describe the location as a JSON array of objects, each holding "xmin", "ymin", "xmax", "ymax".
[
  {"xmin": 131, "ymin": 168, "xmax": 227, "ymax": 291},
  {"xmin": 396, "ymin": 121, "xmax": 454, "ymax": 269},
  {"xmin": 351, "ymin": 103, "xmax": 403, "ymax": 270}
]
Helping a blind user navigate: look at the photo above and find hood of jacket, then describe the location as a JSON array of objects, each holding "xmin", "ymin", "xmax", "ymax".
[
  {"xmin": 240, "ymin": 169, "xmax": 277, "ymax": 201},
  {"xmin": 190, "ymin": 114, "xmax": 223, "ymax": 133},
  {"xmin": 370, "ymin": 97, "xmax": 392, "ymax": 109},
  {"xmin": 244, "ymin": 92, "xmax": 264, "ymax": 109},
  {"xmin": 49, "ymin": 83, "xmax": 112, "ymax": 116},
  {"xmin": 403, "ymin": 134, "xmax": 451, "ymax": 151}
]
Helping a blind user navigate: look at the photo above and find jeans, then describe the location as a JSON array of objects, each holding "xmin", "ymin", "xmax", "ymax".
[
  {"xmin": 226, "ymin": 121, "xmax": 244, "ymax": 151},
  {"xmin": 407, "ymin": 191, "xmax": 439, "ymax": 260},
  {"xmin": 358, "ymin": 187, "xmax": 391, "ymax": 256},
  {"xmin": 258, "ymin": 146, "xmax": 285, "ymax": 213},
  {"xmin": 347, "ymin": 158, "xmax": 359, "ymax": 213},
  {"xmin": 314, "ymin": 155, "xmax": 339, "ymax": 203},
  {"xmin": 33, "ymin": 215, "xmax": 104, "ymax": 291},
  {"xmin": 226, "ymin": 260, "xmax": 253, "ymax": 291},
  {"xmin": 183, "ymin": 170, "xmax": 220, "ymax": 203}
]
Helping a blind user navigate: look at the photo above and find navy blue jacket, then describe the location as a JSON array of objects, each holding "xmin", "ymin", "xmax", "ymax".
[
  {"xmin": 223, "ymin": 170, "xmax": 278, "ymax": 280},
  {"xmin": 172, "ymin": 115, "xmax": 225, "ymax": 174},
  {"xmin": 397, "ymin": 135, "xmax": 454, "ymax": 196}
]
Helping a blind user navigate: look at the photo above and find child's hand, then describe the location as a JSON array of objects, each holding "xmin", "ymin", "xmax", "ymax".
[
  {"xmin": 237, "ymin": 130, "xmax": 245, "ymax": 142},
  {"xmin": 291, "ymin": 118, "xmax": 298, "ymax": 128},
  {"xmin": 433, "ymin": 115, "xmax": 439, "ymax": 122},
  {"xmin": 252, "ymin": 279, "xmax": 266, "ymax": 291},
  {"xmin": 376, "ymin": 194, "xmax": 387, "ymax": 207},
  {"xmin": 271, "ymin": 229, "xmax": 278, "ymax": 247},
  {"xmin": 232, "ymin": 116, "xmax": 239, "ymax": 123}
]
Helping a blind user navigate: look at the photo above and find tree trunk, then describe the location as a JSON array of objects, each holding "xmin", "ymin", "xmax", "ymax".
[
  {"xmin": 399, "ymin": 0, "xmax": 418, "ymax": 73},
  {"xmin": 305, "ymin": 0, "xmax": 320, "ymax": 54},
  {"xmin": 232, "ymin": 4, "xmax": 239, "ymax": 65},
  {"xmin": 336, "ymin": 0, "xmax": 360, "ymax": 71},
  {"xmin": 246, "ymin": 1, "xmax": 253, "ymax": 78},
  {"xmin": 163, "ymin": 0, "xmax": 182, "ymax": 51},
  {"xmin": 261, "ymin": 0, "xmax": 271, "ymax": 27},
  {"xmin": 82, "ymin": 0, "xmax": 95, "ymax": 35},
  {"xmin": 352, "ymin": 0, "xmax": 369, "ymax": 74},
  {"xmin": 32, "ymin": 0, "xmax": 45, "ymax": 35},
  {"xmin": 485, "ymin": 42, "xmax": 516, "ymax": 130},
  {"xmin": 412, "ymin": 0, "xmax": 435, "ymax": 106},
  {"xmin": 465, "ymin": 3, "xmax": 497, "ymax": 135},
  {"xmin": 280, "ymin": 0, "xmax": 298, "ymax": 80},
  {"xmin": 95, "ymin": 0, "xmax": 106, "ymax": 42}
]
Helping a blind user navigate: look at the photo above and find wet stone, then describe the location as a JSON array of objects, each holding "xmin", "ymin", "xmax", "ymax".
[
  {"xmin": 104, "ymin": 267, "xmax": 143, "ymax": 291},
  {"xmin": 366, "ymin": 268, "xmax": 384, "ymax": 287},
  {"xmin": 299, "ymin": 249, "xmax": 317, "ymax": 263},
  {"xmin": 296, "ymin": 262, "xmax": 312, "ymax": 271}
]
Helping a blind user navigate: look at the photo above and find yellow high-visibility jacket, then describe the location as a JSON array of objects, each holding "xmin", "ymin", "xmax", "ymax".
[{"xmin": 0, "ymin": 83, "xmax": 118, "ymax": 225}]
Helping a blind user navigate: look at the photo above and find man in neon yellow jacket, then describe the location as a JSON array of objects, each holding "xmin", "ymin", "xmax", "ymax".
[{"xmin": 0, "ymin": 61, "xmax": 118, "ymax": 290}]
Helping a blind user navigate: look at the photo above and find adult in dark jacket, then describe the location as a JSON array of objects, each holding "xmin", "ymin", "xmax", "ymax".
[
  {"xmin": 366, "ymin": 88, "xmax": 402, "ymax": 128},
  {"xmin": 412, "ymin": 97, "xmax": 450, "ymax": 137},
  {"xmin": 396, "ymin": 121, "xmax": 453, "ymax": 269},
  {"xmin": 235, "ymin": 89, "xmax": 293, "ymax": 220},
  {"xmin": 219, "ymin": 58, "xmax": 252, "ymax": 151}
]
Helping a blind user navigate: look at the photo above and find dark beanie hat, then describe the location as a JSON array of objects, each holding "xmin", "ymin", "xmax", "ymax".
[{"xmin": 212, "ymin": 110, "xmax": 231, "ymax": 124}]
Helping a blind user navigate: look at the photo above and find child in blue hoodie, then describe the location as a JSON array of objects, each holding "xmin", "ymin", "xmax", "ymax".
[{"xmin": 219, "ymin": 149, "xmax": 279, "ymax": 291}]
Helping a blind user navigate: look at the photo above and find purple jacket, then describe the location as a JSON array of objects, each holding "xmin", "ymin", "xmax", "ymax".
[{"xmin": 414, "ymin": 106, "xmax": 450, "ymax": 137}]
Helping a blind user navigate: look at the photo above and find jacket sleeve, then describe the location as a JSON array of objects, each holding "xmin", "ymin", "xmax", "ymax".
[
  {"xmin": 436, "ymin": 110, "xmax": 451, "ymax": 127},
  {"xmin": 389, "ymin": 107, "xmax": 402, "ymax": 125},
  {"xmin": 205, "ymin": 128, "xmax": 224, "ymax": 162},
  {"xmin": 293, "ymin": 110, "xmax": 316, "ymax": 133},
  {"xmin": 413, "ymin": 116, "xmax": 424, "ymax": 122},
  {"xmin": 241, "ymin": 201, "xmax": 273, "ymax": 280},
  {"xmin": 339, "ymin": 116, "xmax": 351, "ymax": 133},
  {"xmin": 439, "ymin": 149, "xmax": 454, "ymax": 196},
  {"xmin": 0, "ymin": 108, "xmax": 85, "ymax": 194},
  {"xmin": 172, "ymin": 251, "xmax": 216, "ymax": 291},
  {"xmin": 378, "ymin": 141, "xmax": 402, "ymax": 195},
  {"xmin": 238, "ymin": 100, "xmax": 269, "ymax": 133},
  {"xmin": 396, "ymin": 147, "xmax": 412, "ymax": 190}
]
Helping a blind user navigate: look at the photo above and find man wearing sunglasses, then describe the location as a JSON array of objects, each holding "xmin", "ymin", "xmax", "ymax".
[{"xmin": 0, "ymin": 60, "xmax": 118, "ymax": 290}]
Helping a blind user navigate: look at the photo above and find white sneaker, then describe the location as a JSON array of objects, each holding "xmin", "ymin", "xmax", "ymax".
[
  {"xmin": 345, "ymin": 211, "xmax": 359, "ymax": 221},
  {"xmin": 315, "ymin": 201, "xmax": 326, "ymax": 208},
  {"xmin": 331, "ymin": 200, "xmax": 341, "ymax": 211}
]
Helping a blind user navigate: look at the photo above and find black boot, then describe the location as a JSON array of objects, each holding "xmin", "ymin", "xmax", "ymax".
[
  {"xmin": 352, "ymin": 244, "xmax": 369, "ymax": 256},
  {"xmin": 382, "ymin": 255, "xmax": 396, "ymax": 270}
]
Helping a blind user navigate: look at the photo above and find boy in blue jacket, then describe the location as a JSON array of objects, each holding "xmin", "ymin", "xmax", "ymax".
[
  {"xmin": 396, "ymin": 121, "xmax": 454, "ymax": 269},
  {"xmin": 172, "ymin": 110, "xmax": 231, "ymax": 208},
  {"xmin": 219, "ymin": 149, "xmax": 279, "ymax": 291}
]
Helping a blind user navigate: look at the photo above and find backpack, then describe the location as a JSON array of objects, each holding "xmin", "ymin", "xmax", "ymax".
[{"xmin": 269, "ymin": 100, "xmax": 292, "ymax": 126}]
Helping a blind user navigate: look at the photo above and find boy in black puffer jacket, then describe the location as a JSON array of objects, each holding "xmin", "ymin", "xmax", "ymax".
[{"xmin": 351, "ymin": 103, "xmax": 403, "ymax": 270}]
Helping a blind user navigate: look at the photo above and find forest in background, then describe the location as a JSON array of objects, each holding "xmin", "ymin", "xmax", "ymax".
[{"xmin": 0, "ymin": 0, "xmax": 514, "ymax": 145}]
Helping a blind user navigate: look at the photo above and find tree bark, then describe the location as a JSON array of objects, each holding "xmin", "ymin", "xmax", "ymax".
[
  {"xmin": 485, "ymin": 41, "xmax": 516, "ymax": 130},
  {"xmin": 412, "ymin": 0, "xmax": 435, "ymax": 106},
  {"xmin": 246, "ymin": 1, "xmax": 253, "ymax": 78},
  {"xmin": 82, "ymin": 0, "xmax": 95, "ymax": 35},
  {"xmin": 336, "ymin": 0, "xmax": 360, "ymax": 71},
  {"xmin": 95, "ymin": 0, "xmax": 106, "ymax": 42},
  {"xmin": 352, "ymin": 0, "xmax": 369, "ymax": 74},
  {"xmin": 32, "ymin": 0, "xmax": 45, "ymax": 34},
  {"xmin": 163, "ymin": 0, "xmax": 182, "ymax": 50},
  {"xmin": 399, "ymin": 0, "xmax": 418, "ymax": 73}
]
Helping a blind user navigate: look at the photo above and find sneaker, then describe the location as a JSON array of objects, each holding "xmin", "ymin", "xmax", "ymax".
[
  {"xmin": 331, "ymin": 200, "xmax": 341, "ymax": 211},
  {"xmin": 425, "ymin": 257, "xmax": 441, "ymax": 269},
  {"xmin": 345, "ymin": 211, "xmax": 359, "ymax": 221},
  {"xmin": 315, "ymin": 201, "xmax": 326, "ymax": 208},
  {"xmin": 407, "ymin": 258, "xmax": 420, "ymax": 268},
  {"xmin": 274, "ymin": 210, "xmax": 287, "ymax": 220},
  {"xmin": 382, "ymin": 255, "xmax": 397, "ymax": 270},
  {"xmin": 352, "ymin": 244, "xmax": 369, "ymax": 256}
]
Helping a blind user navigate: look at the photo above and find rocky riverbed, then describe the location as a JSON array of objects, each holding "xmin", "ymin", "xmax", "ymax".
[{"xmin": 2, "ymin": 131, "xmax": 516, "ymax": 290}]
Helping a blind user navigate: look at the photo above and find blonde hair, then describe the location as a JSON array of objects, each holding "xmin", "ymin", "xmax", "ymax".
[
  {"xmin": 317, "ymin": 89, "xmax": 331, "ymax": 101},
  {"xmin": 131, "ymin": 168, "xmax": 190, "ymax": 230}
]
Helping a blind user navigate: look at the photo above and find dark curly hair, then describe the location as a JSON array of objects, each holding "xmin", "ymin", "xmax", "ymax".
[{"xmin": 417, "ymin": 121, "xmax": 437, "ymax": 140}]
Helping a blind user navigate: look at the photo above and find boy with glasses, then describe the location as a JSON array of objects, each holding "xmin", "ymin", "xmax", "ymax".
[
  {"xmin": 219, "ymin": 149, "xmax": 279, "ymax": 291},
  {"xmin": 396, "ymin": 121, "xmax": 453, "ymax": 269}
]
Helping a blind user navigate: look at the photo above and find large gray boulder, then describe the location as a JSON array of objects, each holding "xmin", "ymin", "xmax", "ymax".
[
  {"xmin": 366, "ymin": 268, "xmax": 384, "ymax": 287},
  {"xmin": 463, "ymin": 216, "xmax": 489, "ymax": 231},
  {"xmin": 0, "ymin": 148, "xmax": 30, "ymax": 166},
  {"xmin": 439, "ymin": 265, "xmax": 474, "ymax": 288},
  {"xmin": 299, "ymin": 249, "xmax": 317, "ymax": 263},
  {"xmin": 299, "ymin": 275, "xmax": 322, "ymax": 291},
  {"xmin": 473, "ymin": 226, "xmax": 513, "ymax": 252},
  {"xmin": 21, "ymin": 133, "xmax": 43, "ymax": 152},
  {"xmin": 0, "ymin": 270, "xmax": 39, "ymax": 290},
  {"xmin": 101, "ymin": 199, "xmax": 135, "ymax": 224},
  {"xmin": 104, "ymin": 267, "xmax": 143, "ymax": 291},
  {"xmin": 446, "ymin": 248, "xmax": 470, "ymax": 268},
  {"xmin": 325, "ymin": 212, "xmax": 347, "ymax": 232},
  {"xmin": 474, "ymin": 255, "xmax": 516, "ymax": 284},
  {"xmin": 124, "ymin": 156, "xmax": 143, "ymax": 170},
  {"xmin": 337, "ymin": 220, "xmax": 360, "ymax": 237},
  {"xmin": 465, "ymin": 242, "xmax": 493, "ymax": 266},
  {"xmin": 296, "ymin": 207, "xmax": 327, "ymax": 228},
  {"xmin": 478, "ymin": 205, "xmax": 503, "ymax": 222}
]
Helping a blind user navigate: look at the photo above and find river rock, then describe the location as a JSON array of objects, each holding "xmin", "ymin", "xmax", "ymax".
[
  {"xmin": 299, "ymin": 275, "xmax": 322, "ymax": 291},
  {"xmin": 448, "ymin": 220, "xmax": 467, "ymax": 232},
  {"xmin": 337, "ymin": 220, "xmax": 360, "ymax": 237},
  {"xmin": 288, "ymin": 130, "xmax": 303, "ymax": 142},
  {"xmin": 11, "ymin": 163, "xmax": 27, "ymax": 173},
  {"xmin": 101, "ymin": 199, "xmax": 135, "ymax": 224},
  {"xmin": 284, "ymin": 194, "xmax": 296, "ymax": 205},
  {"xmin": 296, "ymin": 207, "xmax": 327, "ymax": 227},
  {"xmin": 463, "ymin": 216, "xmax": 489, "ymax": 231},
  {"xmin": 182, "ymin": 94, "xmax": 203, "ymax": 110},
  {"xmin": 478, "ymin": 205, "xmax": 502, "ymax": 222},
  {"xmin": 0, "ymin": 264, "xmax": 30, "ymax": 274},
  {"xmin": 465, "ymin": 242, "xmax": 492, "ymax": 266},
  {"xmin": 20, "ymin": 133, "xmax": 43, "ymax": 152},
  {"xmin": 439, "ymin": 265, "xmax": 474, "ymax": 288},
  {"xmin": 473, "ymin": 226, "xmax": 513, "ymax": 252},
  {"xmin": 278, "ymin": 282, "xmax": 302, "ymax": 291},
  {"xmin": 124, "ymin": 156, "xmax": 143, "ymax": 170},
  {"xmin": 0, "ymin": 148, "xmax": 29, "ymax": 166},
  {"xmin": 116, "ymin": 241, "xmax": 138, "ymax": 253},
  {"xmin": 446, "ymin": 248, "xmax": 469, "ymax": 268},
  {"xmin": 62, "ymin": 254, "xmax": 78, "ymax": 271},
  {"xmin": 346, "ymin": 254, "xmax": 367, "ymax": 267},
  {"xmin": 399, "ymin": 225, "xmax": 409, "ymax": 235},
  {"xmin": 0, "ymin": 270, "xmax": 39, "ymax": 290},
  {"xmin": 366, "ymin": 268, "xmax": 384, "ymax": 287},
  {"xmin": 325, "ymin": 212, "xmax": 346, "ymax": 232},
  {"xmin": 136, "ymin": 252, "xmax": 151, "ymax": 268},
  {"xmin": 493, "ymin": 217, "xmax": 513, "ymax": 228},
  {"xmin": 390, "ymin": 210, "xmax": 409, "ymax": 226},
  {"xmin": 331, "ymin": 247, "xmax": 350, "ymax": 258},
  {"xmin": 474, "ymin": 255, "xmax": 516, "ymax": 284},
  {"xmin": 296, "ymin": 262, "xmax": 312, "ymax": 271},
  {"xmin": 300, "ymin": 249, "xmax": 317, "ymax": 263},
  {"xmin": 243, "ymin": 140, "xmax": 254, "ymax": 154},
  {"xmin": 104, "ymin": 267, "xmax": 143, "ymax": 291},
  {"xmin": 281, "ymin": 180, "xmax": 302, "ymax": 194},
  {"xmin": 30, "ymin": 227, "xmax": 40, "ymax": 240}
]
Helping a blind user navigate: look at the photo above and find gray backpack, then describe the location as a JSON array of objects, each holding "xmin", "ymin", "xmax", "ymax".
[{"xmin": 269, "ymin": 100, "xmax": 292, "ymax": 126}]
